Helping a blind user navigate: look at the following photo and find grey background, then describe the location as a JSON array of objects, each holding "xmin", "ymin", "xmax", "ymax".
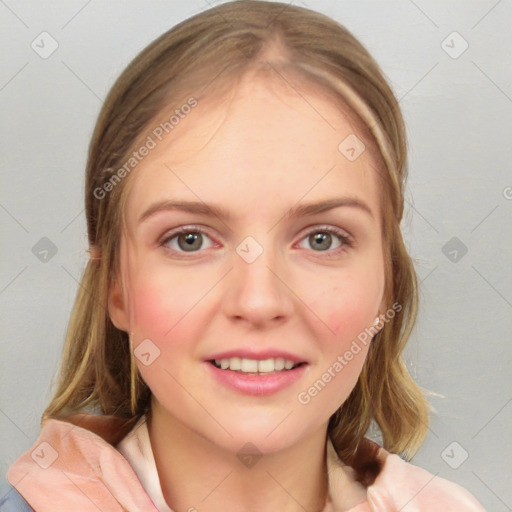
[{"xmin": 1, "ymin": 0, "xmax": 511, "ymax": 510}]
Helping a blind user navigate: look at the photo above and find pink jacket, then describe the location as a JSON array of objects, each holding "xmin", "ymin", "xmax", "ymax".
[{"xmin": 5, "ymin": 414, "xmax": 486, "ymax": 511}]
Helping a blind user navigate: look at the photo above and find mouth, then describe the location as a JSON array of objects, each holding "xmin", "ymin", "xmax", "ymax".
[
  {"xmin": 205, "ymin": 353, "xmax": 309, "ymax": 396},
  {"xmin": 208, "ymin": 357, "xmax": 307, "ymax": 375}
]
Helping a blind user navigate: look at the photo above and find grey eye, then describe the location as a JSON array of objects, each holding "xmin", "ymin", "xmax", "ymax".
[
  {"xmin": 299, "ymin": 230, "xmax": 344, "ymax": 252},
  {"xmin": 162, "ymin": 230, "xmax": 214, "ymax": 252}
]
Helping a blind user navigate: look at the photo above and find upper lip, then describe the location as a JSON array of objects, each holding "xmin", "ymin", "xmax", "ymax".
[{"xmin": 205, "ymin": 349, "xmax": 307, "ymax": 364}]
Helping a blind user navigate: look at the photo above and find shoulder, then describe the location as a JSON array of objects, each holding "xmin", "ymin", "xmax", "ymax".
[
  {"xmin": 367, "ymin": 448, "xmax": 487, "ymax": 511},
  {"xmin": 5, "ymin": 415, "xmax": 156, "ymax": 511},
  {"xmin": 0, "ymin": 483, "xmax": 35, "ymax": 512}
]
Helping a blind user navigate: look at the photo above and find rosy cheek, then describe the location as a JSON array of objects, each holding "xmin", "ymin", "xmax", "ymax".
[
  {"xmin": 130, "ymin": 277, "xmax": 182, "ymax": 341},
  {"xmin": 130, "ymin": 274, "xmax": 207, "ymax": 365},
  {"xmin": 324, "ymin": 280, "xmax": 380, "ymax": 339},
  {"xmin": 130, "ymin": 282, "xmax": 166, "ymax": 334}
]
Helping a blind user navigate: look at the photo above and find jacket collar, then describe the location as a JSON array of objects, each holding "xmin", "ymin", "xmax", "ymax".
[{"xmin": 7, "ymin": 413, "xmax": 485, "ymax": 512}]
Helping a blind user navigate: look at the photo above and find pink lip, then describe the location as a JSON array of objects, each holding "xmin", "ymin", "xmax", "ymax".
[
  {"xmin": 205, "ymin": 361, "xmax": 308, "ymax": 396},
  {"xmin": 205, "ymin": 349, "xmax": 306, "ymax": 364}
]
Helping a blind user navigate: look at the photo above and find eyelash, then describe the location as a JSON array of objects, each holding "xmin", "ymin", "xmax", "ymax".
[{"xmin": 158, "ymin": 224, "xmax": 354, "ymax": 259}]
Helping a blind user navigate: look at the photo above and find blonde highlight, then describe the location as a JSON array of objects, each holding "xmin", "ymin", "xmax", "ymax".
[{"xmin": 42, "ymin": 0, "xmax": 430, "ymax": 485}]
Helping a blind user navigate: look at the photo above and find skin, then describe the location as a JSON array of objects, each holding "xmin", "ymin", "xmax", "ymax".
[{"xmin": 108, "ymin": 69, "xmax": 387, "ymax": 512}]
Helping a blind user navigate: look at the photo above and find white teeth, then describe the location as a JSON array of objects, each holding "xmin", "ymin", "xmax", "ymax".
[
  {"xmin": 274, "ymin": 357, "xmax": 285, "ymax": 370},
  {"xmin": 213, "ymin": 357, "xmax": 300, "ymax": 373},
  {"xmin": 258, "ymin": 358, "xmax": 274, "ymax": 372},
  {"xmin": 229, "ymin": 357, "xmax": 241, "ymax": 370},
  {"xmin": 241, "ymin": 358, "xmax": 258, "ymax": 372}
]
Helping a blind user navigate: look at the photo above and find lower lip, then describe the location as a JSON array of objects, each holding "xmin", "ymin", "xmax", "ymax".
[{"xmin": 205, "ymin": 361, "xmax": 308, "ymax": 396}]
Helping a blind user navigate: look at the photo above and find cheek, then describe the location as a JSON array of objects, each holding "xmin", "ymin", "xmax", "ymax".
[
  {"xmin": 128, "ymin": 268, "xmax": 199, "ymax": 345},
  {"xmin": 302, "ymin": 273, "xmax": 380, "ymax": 414},
  {"xmin": 129, "ymin": 274, "xmax": 199, "ymax": 395},
  {"xmin": 131, "ymin": 283, "xmax": 176, "ymax": 338},
  {"xmin": 129, "ymin": 263, "xmax": 205, "ymax": 342},
  {"xmin": 326, "ymin": 290, "xmax": 376, "ymax": 338},
  {"xmin": 320, "ymin": 270, "xmax": 384, "ymax": 340}
]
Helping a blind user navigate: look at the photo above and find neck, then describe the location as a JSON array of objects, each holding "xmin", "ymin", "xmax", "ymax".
[{"xmin": 147, "ymin": 401, "xmax": 329, "ymax": 512}]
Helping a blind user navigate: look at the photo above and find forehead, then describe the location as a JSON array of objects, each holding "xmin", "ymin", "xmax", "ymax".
[{"xmin": 123, "ymin": 72, "xmax": 383, "ymax": 227}]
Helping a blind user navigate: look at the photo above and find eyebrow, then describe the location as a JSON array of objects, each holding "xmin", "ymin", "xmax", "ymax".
[{"xmin": 138, "ymin": 197, "xmax": 374, "ymax": 224}]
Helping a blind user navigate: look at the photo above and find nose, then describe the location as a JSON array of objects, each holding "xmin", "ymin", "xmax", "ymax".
[{"xmin": 221, "ymin": 239, "xmax": 294, "ymax": 328}]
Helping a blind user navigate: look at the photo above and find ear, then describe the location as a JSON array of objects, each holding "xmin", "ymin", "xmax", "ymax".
[{"xmin": 108, "ymin": 276, "xmax": 129, "ymax": 332}]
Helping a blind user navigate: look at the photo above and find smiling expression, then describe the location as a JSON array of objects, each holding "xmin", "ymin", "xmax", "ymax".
[{"xmin": 108, "ymin": 71, "xmax": 387, "ymax": 453}]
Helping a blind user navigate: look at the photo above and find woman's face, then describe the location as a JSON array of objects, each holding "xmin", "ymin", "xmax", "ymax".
[{"xmin": 109, "ymin": 74, "xmax": 386, "ymax": 453}]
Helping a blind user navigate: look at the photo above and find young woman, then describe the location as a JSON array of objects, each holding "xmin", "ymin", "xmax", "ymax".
[{"xmin": 3, "ymin": 2, "xmax": 486, "ymax": 511}]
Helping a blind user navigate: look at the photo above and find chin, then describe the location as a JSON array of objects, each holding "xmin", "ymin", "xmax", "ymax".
[{"xmin": 210, "ymin": 415, "xmax": 314, "ymax": 455}]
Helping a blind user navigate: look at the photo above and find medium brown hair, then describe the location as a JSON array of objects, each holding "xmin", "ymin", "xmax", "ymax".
[{"xmin": 42, "ymin": 0, "xmax": 430, "ymax": 485}]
